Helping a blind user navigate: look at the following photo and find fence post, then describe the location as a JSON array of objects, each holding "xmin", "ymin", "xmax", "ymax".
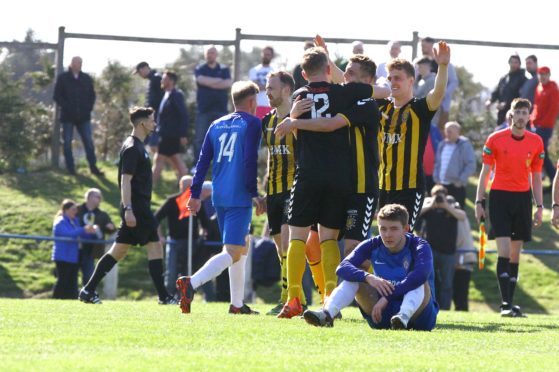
[
  {"xmin": 411, "ymin": 31, "xmax": 419, "ymax": 61},
  {"xmin": 51, "ymin": 26, "xmax": 65, "ymax": 168},
  {"xmin": 234, "ymin": 28, "xmax": 242, "ymax": 82}
]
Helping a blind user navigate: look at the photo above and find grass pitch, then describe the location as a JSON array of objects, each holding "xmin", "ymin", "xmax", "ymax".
[{"xmin": 1, "ymin": 299, "xmax": 558, "ymax": 371}]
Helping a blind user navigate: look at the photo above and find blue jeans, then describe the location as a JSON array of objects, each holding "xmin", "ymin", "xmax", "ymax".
[
  {"xmin": 62, "ymin": 120, "xmax": 97, "ymax": 171},
  {"xmin": 194, "ymin": 110, "xmax": 227, "ymax": 161},
  {"xmin": 433, "ymin": 251, "xmax": 455, "ymax": 310},
  {"xmin": 535, "ymin": 127, "xmax": 556, "ymax": 180},
  {"xmin": 165, "ymin": 239, "xmax": 188, "ymax": 295}
]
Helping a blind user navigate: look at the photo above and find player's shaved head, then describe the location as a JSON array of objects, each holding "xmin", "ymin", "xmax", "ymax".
[
  {"xmin": 301, "ymin": 47, "xmax": 329, "ymax": 77},
  {"xmin": 231, "ymin": 81, "xmax": 259, "ymax": 106}
]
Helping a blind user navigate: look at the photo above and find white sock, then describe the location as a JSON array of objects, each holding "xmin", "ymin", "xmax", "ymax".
[
  {"xmin": 324, "ymin": 281, "xmax": 359, "ymax": 317},
  {"xmin": 229, "ymin": 254, "xmax": 247, "ymax": 308},
  {"xmin": 191, "ymin": 252, "xmax": 233, "ymax": 290},
  {"xmin": 399, "ymin": 285, "xmax": 425, "ymax": 325}
]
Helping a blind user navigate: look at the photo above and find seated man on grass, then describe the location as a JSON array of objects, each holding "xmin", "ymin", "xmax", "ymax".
[{"xmin": 303, "ymin": 204, "xmax": 438, "ymax": 331}]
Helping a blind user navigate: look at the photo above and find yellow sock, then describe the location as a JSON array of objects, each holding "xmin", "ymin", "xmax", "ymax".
[
  {"xmin": 321, "ymin": 239, "xmax": 341, "ymax": 296},
  {"xmin": 280, "ymin": 255, "xmax": 288, "ymax": 304},
  {"xmin": 287, "ymin": 239, "xmax": 307, "ymax": 301},
  {"xmin": 306, "ymin": 231, "xmax": 325, "ymax": 302}
]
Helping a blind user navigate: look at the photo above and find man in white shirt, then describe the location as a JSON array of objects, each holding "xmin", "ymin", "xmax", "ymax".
[{"xmin": 249, "ymin": 46, "xmax": 275, "ymax": 119}]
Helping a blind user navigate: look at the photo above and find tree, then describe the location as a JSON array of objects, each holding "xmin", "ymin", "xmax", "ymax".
[{"xmin": 93, "ymin": 61, "xmax": 134, "ymax": 161}]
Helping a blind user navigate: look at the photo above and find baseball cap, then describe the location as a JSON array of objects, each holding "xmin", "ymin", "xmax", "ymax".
[{"xmin": 537, "ymin": 66, "xmax": 550, "ymax": 74}]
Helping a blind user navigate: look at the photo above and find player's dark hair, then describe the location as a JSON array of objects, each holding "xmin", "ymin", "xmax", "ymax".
[
  {"xmin": 511, "ymin": 97, "xmax": 531, "ymax": 111},
  {"xmin": 387, "ymin": 58, "xmax": 415, "ymax": 78},
  {"xmin": 378, "ymin": 204, "xmax": 409, "ymax": 227},
  {"xmin": 301, "ymin": 47, "xmax": 329, "ymax": 77},
  {"xmin": 526, "ymin": 54, "xmax": 537, "ymax": 63},
  {"xmin": 163, "ymin": 70, "xmax": 178, "ymax": 83},
  {"xmin": 268, "ymin": 71, "xmax": 295, "ymax": 93},
  {"xmin": 129, "ymin": 106, "xmax": 154, "ymax": 126},
  {"xmin": 231, "ymin": 81, "xmax": 259, "ymax": 106},
  {"xmin": 349, "ymin": 55, "xmax": 377, "ymax": 79}
]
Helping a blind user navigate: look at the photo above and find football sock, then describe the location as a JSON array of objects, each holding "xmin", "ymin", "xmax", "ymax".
[
  {"xmin": 306, "ymin": 231, "xmax": 325, "ymax": 302},
  {"xmin": 286, "ymin": 239, "xmax": 307, "ymax": 301},
  {"xmin": 229, "ymin": 254, "xmax": 247, "ymax": 308},
  {"xmin": 324, "ymin": 280, "xmax": 358, "ymax": 318},
  {"xmin": 84, "ymin": 253, "xmax": 117, "ymax": 292},
  {"xmin": 280, "ymin": 255, "xmax": 288, "ymax": 304},
  {"xmin": 496, "ymin": 256, "xmax": 511, "ymax": 305},
  {"xmin": 191, "ymin": 251, "xmax": 233, "ymax": 290},
  {"xmin": 509, "ymin": 262, "xmax": 519, "ymax": 305},
  {"xmin": 399, "ymin": 285, "xmax": 425, "ymax": 322},
  {"xmin": 148, "ymin": 258, "xmax": 169, "ymax": 301},
  {"xmin": 321, "ymin": 239, "xmax": 341, "ymax": 296}
]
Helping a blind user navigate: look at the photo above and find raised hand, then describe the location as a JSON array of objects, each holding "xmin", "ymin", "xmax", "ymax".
[
  {"xmin": 433, "ymin": 41, "xmax": 450, "ymax": 66},
  {"xmin": 314, "ymin": 34, "xmax": 329, "ymax": 55}
]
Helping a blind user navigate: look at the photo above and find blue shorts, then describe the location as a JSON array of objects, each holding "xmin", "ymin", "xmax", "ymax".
[
  {"xmin": 215, "ymin": 206, "xmax": 252, "ymax": 246},
  {"xmin": 359, "ymin": 298, "xmax": 439, "ymax": 331}
]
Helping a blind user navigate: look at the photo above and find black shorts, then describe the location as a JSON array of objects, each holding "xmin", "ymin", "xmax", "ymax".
[
  {"xmin": 378, "ymin": 188, "xmax": 425, "ymax": 230},
  {"xmin": 115, "ymin": 201, "xmax": 159, "ymax": 246},
  {"xmin": 157, "ymin": 136, "xmax": 183, "ymax": 156},
  {"xmin": 266, "ymin": 192, "xmax": 290, "ymax": 236},
  {"xmin": 488, "ymin": 190, "xmax": 532, "ymax": 242},
  {"xmin": 343, "ymin": 193, "xmax": 378, "ymax": 241},
  {"xmin": 288, "ymin": 173, "xmax": 350, "ymax": 230}
]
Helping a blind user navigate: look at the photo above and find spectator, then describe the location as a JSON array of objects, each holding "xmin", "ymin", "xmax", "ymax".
[
  {"xmin": 153, "ymin": 70, "xmax": 189, "ymax": 183},
  {"xmin": 155, "ymin": 176, "xmax": 198, "ymax": 296},
  {"xmin": 194, "ymin": 45, "xmax": 233, "ymax": 161},
  {"xmin": 53, "ymin": 56, "xmax": 101, "ymax": 176},
  {"xmin": 52, "ymin": 199, "xmax": 97, "ymax": 299},
  {"xmin": 414, "ymin": 57, "xmax": 436, "ymax": 98},
  {"xmin": 338, "ymin": 40, "xmax": 365, "ymax": 72},
  {"xmin": 433, "ymin": 121, "xmax": 476, "ymax": 209},
  {"xmin": 76, "ymin": 188, "xmax": 116, "ymax": 286},
  {"xmin": 486, "ymin": 54, "xmax": 527, "ymax": 126},
  {"xmin": 249, "ymin": 46, "xmax": 275, "ymax": 119},
  {"xmin": 377, "ymin": 40, "xmax": 401, "ymax": 81},
  {"xmin": 453, "ymin": 216, "xmax": 477, "ymax": 311},
  {"xmin": 134, "ymin": 61, "xmax": 164, "ymax": 152},
  {"xmin": 531, "ymin": 66, "xmax": 559, "ymax": 186},
  {"xmin": 519, "ymin": 55, "xmax": 539, "ymax": 105},
  {"xmin": 292, "ymin": 41, "xmax": 315, "ymax": 90},
  {"xmin": 417, "ymin": 185, "xmax": 466, "ymax": 310},
  {"xmin": 421, "ymin": 37, "xmax": 459, "ymax": 132}
]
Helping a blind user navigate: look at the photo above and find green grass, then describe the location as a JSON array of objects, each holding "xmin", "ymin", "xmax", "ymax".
[{"xmin": 0, "ymin": 299, "xmax": 558, "ymax": 371}]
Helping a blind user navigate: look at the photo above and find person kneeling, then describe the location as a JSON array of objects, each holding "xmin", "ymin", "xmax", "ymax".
[{"xmin": 303, "ymin": 204, "xmax": 438, "ymax": 331}]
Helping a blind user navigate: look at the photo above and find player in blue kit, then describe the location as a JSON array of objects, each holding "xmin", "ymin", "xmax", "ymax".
[
  {"xmin": 176, "ymin": 81, "xmax": 265, "ymax": 315},
  {"xmin": 303, "ymin": 204, "xmax": 438, "ymax": 330}
]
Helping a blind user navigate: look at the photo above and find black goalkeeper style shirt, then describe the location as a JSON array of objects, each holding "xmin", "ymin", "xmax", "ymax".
[
  {"xmin": 292, "ymin": 82, "xmax": 373, "ymax": 180},
  {"xmin": 118, "ymin": 136, "xmax": 153, "ymax": 203}
]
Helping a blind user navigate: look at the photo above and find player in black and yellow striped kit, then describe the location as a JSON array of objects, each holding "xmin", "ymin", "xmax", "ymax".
[
  {"xmin": 261, "ymin": 71, "xmax": 325, "ymax": 315},
  {"xmin": 376, "ymin": 42, "xmax": 451, "ymax": 229},
  {"xmin": 279, "ymin": 54, "xmax": 383, "ymax": 256}
]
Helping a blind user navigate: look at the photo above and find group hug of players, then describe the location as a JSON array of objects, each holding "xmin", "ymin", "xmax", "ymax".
[{"xmin": 174, "ymin": 36, "xmax": 452, "ymax": 331}]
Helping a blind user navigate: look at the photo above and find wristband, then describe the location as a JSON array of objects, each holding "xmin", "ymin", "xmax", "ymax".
[
  {"xmin": 553, "ymin": 203, "xmax": 559, "ymax": 209},
  {"xmin": 536, "ymin": 205, "xmax": 543, "ymax": 209},
  {"xmin": 123, "ymin": 205, "xmax": 133, "ymax": 211},
  {"xmin": 475, "ymin": 200, "xmax": 484, "ymax": 205}
]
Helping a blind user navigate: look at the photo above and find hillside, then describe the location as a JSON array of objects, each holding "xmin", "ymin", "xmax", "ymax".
[{"xmin": 0, "ymin": 163, "xmax": 558, "ymax": 313}]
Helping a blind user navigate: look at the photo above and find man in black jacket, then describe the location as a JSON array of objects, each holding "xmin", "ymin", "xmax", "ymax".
[
  {"xmin": 486, "ymin": 55, "xmax": 528, "ymax": 125},
  {"xmin": 53, "ymin": 56, "xmax": 101, "ymax": 176},
  {"xmin": 135, "ymin": 61, "xmax": 164, "ymax": 152},
  {"xmin": 152, "ymin": 70, "xmax": 189, "ymax": 183}
]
